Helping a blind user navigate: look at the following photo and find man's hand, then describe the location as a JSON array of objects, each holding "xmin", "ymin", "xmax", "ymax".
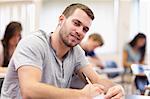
[
  {"xmin": 104, "ymin": 85, "xmax": 125, "ymax": 99},
  {"xmin": 81, "ymin": 84, "xmax": 105, "ymax": 98}
]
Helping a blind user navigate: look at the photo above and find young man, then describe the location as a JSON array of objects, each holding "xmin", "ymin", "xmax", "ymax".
[
  {"xmin": 80, "ymin": 33, "xmax": 104, "ymax": 69},
  {"xmin": 1, "ymin": 3, "xmax": 124, "ymax": 99}
]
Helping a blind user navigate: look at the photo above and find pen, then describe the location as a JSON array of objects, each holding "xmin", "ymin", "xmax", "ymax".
[
  {"xmin": 82, "ymin": 72, "xmax": 92, "ymax": 85},
  {"xmin": 82, "ymin": 73, "xmax": 105, "ymax": 96}
]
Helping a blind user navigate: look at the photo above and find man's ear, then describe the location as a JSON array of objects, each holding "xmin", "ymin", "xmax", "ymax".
[{"xmin": 59, "ymin": 15, "xmax": 65, "ymax": 25}]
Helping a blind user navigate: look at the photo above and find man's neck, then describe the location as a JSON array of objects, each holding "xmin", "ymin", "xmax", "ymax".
[
  {"xmin": 51, "ymin": 32, "xmax": 70, "ymax": 60},
  {"xmin": 80, "ymin": 42, "xmax": 88, "ymax": 51}
]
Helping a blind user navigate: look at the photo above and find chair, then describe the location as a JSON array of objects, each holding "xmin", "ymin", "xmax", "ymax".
[
  {"xmin": 144, "ymin": 68, "xmax": 150, "ymax": 96},
  {"xmin": 131, "ymin": 64, "xmax": 149, "ymax": 95},
  {"xmin": 144, "ymin": 85, "xmax": 150, "ymax": 96}
]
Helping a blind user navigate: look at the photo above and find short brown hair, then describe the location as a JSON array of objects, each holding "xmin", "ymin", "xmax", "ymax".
[
  {"xmin": 62, "ymin": 3, "xmax": 94, "ymax": 20},
  {"xmin": 89, "ymin": 33, "xmax": 104, "ymax": 46}
]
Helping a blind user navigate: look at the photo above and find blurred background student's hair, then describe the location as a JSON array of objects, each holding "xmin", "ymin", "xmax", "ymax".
[
  {"xmin": 0, "ymin": 21, "xmax": 22, "ymax": 94},
  {"xmin": 0, "ymin": 21, "xmax": 22, "ymax": 68},
  {"xmin": 80, "ymin": 33, "xmax": 104, "ymax": 69}
]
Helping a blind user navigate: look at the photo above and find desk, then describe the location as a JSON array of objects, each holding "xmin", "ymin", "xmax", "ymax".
[
  {"xmin": 93, "ymin": 67, "xmax": 124, "ymax": 74},
  {"xmin": 126, "ymin": 95, "xmax": 150, "ymax": 99}
]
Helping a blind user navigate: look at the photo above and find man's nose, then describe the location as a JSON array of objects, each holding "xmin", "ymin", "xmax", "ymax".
[{"xmin": 76, "ymin": 26, "xmax": 84, "ymax": 37}]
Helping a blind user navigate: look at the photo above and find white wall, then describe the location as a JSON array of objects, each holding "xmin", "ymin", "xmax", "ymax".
[
  {"xmin": 0, "ymin": 0, "xmax": 41, "ymax": 38},
  {"xmin": 40, "ymin": 0, "xmax": 117, "ymax": 54}
]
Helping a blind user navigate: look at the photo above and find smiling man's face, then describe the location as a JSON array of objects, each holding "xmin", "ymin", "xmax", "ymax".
[{"xmin": 59, "ymin": 8, "xmax": 92, "ymax": 47}]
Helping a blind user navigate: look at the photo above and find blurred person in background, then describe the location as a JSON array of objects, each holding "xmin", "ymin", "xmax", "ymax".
[
  {"xmin": 70, "ymin": 33, "xmax": 119, "ymax": 89},
  {"xmin": 0, "ymin": 21, "xmax": 22, "ymax": 70},
  {"xmin": 0, "ymin": 21, "xmax": 22, "ymax": 93},
  {"xmin": 81, "ymin": 33, "xmax": 119, "ymax": 78},
  {"xmin": 123, "ymin": 33, "xmax": 148, "ymax": 95},
  {"xmin": 80, "ymin": 33, "xmax": 104, "ymax": 69}
]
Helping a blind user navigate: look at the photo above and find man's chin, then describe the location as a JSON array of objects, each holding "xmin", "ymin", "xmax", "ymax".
[{"xmin": 66, "ymin": 43, "xmax": 78, "ymax": 48}]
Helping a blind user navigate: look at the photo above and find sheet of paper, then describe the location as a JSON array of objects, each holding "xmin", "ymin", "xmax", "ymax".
[{"xmin": 93, "ymin": 95, "xmax": 104, "ymax": 99}]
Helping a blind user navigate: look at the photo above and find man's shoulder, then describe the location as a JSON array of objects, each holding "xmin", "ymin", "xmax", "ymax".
[
  {"xmin": 32, "ymin": 30, "xmax": 49, "ymax": 38},
  {"xmin": 21, "ymin": 30, "xmax": 49, "ymax": 43},
  {"xmin": 124, "ymin": 44, "xmax": 132, "ymax": 51},
  {"xmin": 17, "ymin": 30, "xmax": 50, "ymax": 52},
  {"xmin": 73, "ymin": 45, "xmax": 84, "ymax": 52},
  {"xmin": 72, "ymin": 45, "xmax": 85, "ymax": 56}
]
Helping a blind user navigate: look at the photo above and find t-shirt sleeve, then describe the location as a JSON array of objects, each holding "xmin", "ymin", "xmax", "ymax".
[
  {"xmin": 124, "ymin": 44, "xmax": 130, "ymax": 52},
  {"xmin": 74, "ymin": 45, "xmax": 90, "ymax": 72},
  {"xmin": 13, "ymin": 35, "xmax": 44, "ymax": 71}
]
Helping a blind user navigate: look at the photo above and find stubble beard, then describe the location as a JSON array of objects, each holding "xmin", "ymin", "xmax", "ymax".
[{"xmin": 59, "ymin": 29, "xmax": 77, "ymax": 48}]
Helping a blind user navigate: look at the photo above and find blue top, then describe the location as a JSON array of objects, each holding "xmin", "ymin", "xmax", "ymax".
[
  {"xmin": 124, "ymin": 44, "xmax": 141, "ymax": 64},
  {"xmin": 85, "ymin": 50, "xmax": 96, "ymax": 57}
]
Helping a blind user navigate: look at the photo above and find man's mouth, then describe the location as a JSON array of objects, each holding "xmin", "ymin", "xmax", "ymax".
[{"xmin": 70, "ymin": 34, "xmax": 80, "ymax": 41}]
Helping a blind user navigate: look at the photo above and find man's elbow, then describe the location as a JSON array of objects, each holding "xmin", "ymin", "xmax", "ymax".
[
  {"xmin": 21, "ymin": 90, "xmax": 32, "ymax": 99},
  {"xmin": 21, "ymin": 87, "xmax": 34, "ymax": 99}
]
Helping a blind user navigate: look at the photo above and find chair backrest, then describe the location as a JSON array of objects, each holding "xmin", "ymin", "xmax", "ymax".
[
  {"xmin": 144, "ymin": 69, "xmax": 150, "ymax": 83},
  {"xmin": 105, "ymin": 60, "xmax": 119, "ymax": 78}
]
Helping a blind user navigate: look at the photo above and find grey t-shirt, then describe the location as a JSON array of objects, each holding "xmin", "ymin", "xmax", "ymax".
[{"xmin": 1, "ymin": 30, "xmax": 89, "ymax": 99}]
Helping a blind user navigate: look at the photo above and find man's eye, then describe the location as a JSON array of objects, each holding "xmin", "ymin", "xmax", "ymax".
[
  {"xmin": 73, "ymin": 21, "xmax": 80, "ymax": 26},
  {"xmin": 83, "ymin": 27, "xmax": 89, "ymax": 33}
]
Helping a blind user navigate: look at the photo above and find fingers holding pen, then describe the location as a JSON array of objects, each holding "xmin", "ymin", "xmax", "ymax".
[
  {"xmin": 81, "ymin": 84, "xmax": 105, "ymax": 98},
  {"xmin": 93, "ymin": 83, "xmax": 105, "ymax": 94},
  {"xmin": 104, "ymin": 85, "xmax": 125, "ymax": 99}
]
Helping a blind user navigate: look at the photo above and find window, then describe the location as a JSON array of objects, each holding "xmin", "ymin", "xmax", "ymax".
[
  {"xmin": 130, "ymin": 0, "xmax": 150, "ymax": 64},
  {"xmin": 0, "ymin": 0, "xmax": 39, "ymax": 39},
  {"xmin": 139, "ymin": 0, "xmax": 150, "ymax": 64}
]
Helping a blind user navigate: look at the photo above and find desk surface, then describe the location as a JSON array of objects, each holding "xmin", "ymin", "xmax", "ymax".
[
  {"xmin": 93, "ymin": 67, "xmax": 124, "ymax": 74},
  {"xmin": 126, "ymin": 95, "xmax": 150, "ymax": 99}
]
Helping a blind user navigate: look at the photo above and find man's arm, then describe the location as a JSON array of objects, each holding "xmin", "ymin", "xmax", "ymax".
[
  {"xmin": 87, "ymin": 56, "xmax": 104, "ymax": 69},
  {"xmin": 123, "ymin": 50, "xmax": 132, "ymax": 68},
  {"xmin": 18, "ymin": 66, "xmax": 103, "ymax": 99},
  {"xmin": 78, "ymin": 65, "xmax": 124, "ymax": 98},
  {"xmin": 78, "ymin": 65, "xmax": 114, "ymax": 91}
]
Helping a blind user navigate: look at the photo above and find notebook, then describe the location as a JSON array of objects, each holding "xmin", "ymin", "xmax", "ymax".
[
  {"xmin": 93, "ymin": 95, "xmax": 104, "ymax": 99},
  {"xmin": 131, "ymin": 64, "xmax": 145, "ymax": 74}
]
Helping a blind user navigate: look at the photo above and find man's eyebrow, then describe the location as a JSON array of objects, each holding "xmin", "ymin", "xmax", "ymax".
[
  {"xmin": 73, "ymin": 19, "xmax": 90, "ymax": 32},
  {"xmin": 73, "ymin": 19, "xmax": 82, "ymax": 24}
]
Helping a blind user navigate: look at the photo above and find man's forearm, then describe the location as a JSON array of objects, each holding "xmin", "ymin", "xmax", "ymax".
[
  {"xmin": 21, "ymin": 82, "xmax": 86, "ymax": 99},
  {"xmin": 82, "ymin": 66, "xmax": 116, "ymax": 92},
  {"xmin": 90, "ymin": 72, "xmax": 116, "ymax": 92},
  {"xmin": 96, "ymin": 78, "xmax": 116, "ymax": 92},
  {"xmin": 22, "ymin": 83, "xmax": 87, "ymax": 99}
]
